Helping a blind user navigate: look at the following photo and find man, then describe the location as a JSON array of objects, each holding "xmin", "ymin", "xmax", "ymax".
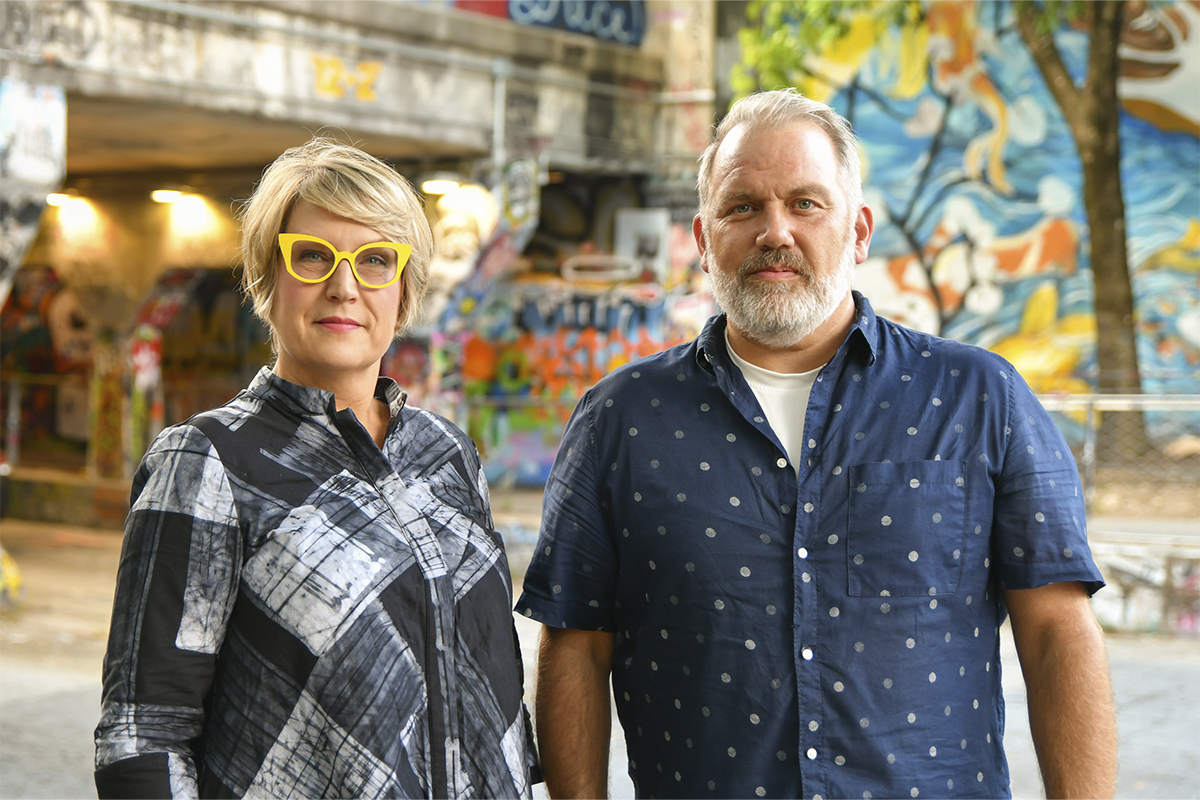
[{"xmin": 516, "ymin": 89, "xmax": 1116, "ymax": 800}]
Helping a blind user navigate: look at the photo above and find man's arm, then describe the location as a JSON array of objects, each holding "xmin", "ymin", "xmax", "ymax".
[
  {"xmin": 536, "ymin": 626, "xmax": 615, "ymax": 799},
  {"xmin": 1005, "ymin": 581, "xmax": 1117, "ymax": 799}
]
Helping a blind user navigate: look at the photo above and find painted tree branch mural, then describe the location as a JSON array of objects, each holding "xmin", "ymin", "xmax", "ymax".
[{"xmin": 734, "ymin": 0, "xmax": 1200, "ymax": 449}]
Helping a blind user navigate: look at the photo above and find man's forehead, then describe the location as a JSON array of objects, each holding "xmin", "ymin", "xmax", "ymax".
[
  {"xmin": 711, "ymin": 121, "xmax": 842, "ymax": 197},
  {"xmin": 717, "ymin": 119, "xmax": 836, "ymax": 159}
]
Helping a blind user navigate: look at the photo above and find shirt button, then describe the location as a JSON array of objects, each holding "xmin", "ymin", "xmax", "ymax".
[
  {"xmin": 798, "ymin": 547, "xmax": 809, "ymax": 559},
  {"xmin": 776, "ymin": 457, "xmax": 788, "ymax": 468},
  {"xmin": 807, "ymin": 748, "xmax": 818, "ymax": 760},
  {"xmin": 802, "ymin": 647, "xmax": 814, "ymax": 661}
]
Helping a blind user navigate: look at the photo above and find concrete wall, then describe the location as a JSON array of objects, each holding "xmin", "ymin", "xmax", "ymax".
[{"xmin": 0, "ymin": 0, "xmax": 684, "ymax": 173}]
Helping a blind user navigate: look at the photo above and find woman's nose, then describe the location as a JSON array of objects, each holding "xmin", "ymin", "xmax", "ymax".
[{"xmin": 324, "ymin": 258, "xmax": 359, "ymax": 298}]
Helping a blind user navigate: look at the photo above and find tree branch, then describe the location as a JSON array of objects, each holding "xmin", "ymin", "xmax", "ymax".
[{"xmin": 1015, "ymin": 1, "xmax": 1084, "ymax": 133}]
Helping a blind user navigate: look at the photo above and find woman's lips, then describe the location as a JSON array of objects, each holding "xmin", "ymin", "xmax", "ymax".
[{"xmin": 316, "ymin": 317, "xmax": 362, "ymax": 332}]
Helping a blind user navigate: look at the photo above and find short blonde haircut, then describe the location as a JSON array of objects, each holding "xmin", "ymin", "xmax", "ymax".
[{"xmin": 237, "ymin": 137, "xmax": 433, "ymax": 339}]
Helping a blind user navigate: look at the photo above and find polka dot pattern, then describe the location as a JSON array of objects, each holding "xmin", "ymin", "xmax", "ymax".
[{"xmin": 515, "ymin": 304, "xmax": 1103, "ymax": 799}]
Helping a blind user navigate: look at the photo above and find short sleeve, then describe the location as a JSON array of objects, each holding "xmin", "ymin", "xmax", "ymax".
[
  {"xmin": 992, "ymin": 368, "xmax": 1104, "ymax": 595},
  {"xmin": 515, "ymin": 391, "xmax": 618, "ymax": 631},
  {"xmin": 95, "ymin": 424, "xmax": 242, "ymax": 798}
]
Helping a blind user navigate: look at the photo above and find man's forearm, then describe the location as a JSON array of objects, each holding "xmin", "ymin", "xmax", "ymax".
[
  {"xmin": 1024, "ymin": 630, "xmax": 1117, "ymax": 798},
  {"xmin": 536, "ymin": 627, "xmax": 614, "ymax": 799},
  {"xmin": 1009, "ymin": 584, "xmax": 1117, "ymax": 799}
]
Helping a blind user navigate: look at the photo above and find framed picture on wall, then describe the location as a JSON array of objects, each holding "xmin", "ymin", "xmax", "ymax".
[{"xmin": 614, "ymin": 208, "xmax": 671, "ymax": 282}]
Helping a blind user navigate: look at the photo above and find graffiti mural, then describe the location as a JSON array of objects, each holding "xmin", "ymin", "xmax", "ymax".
[
  {"xmin": 0, "ymin": 79, "xmax": 66, "ymax": 307},
  {"xmin": 789, "ymin": 0, "xmax": 1200, "ymax": 446},
  {"xmin": 423, "ymin": 164, "xmax": 707, "ymax": 486},
  {"xmin": 0, "ymin": 267, "xmax": 90, "ymax": 466},
  {"xmin": 0, "ymin": 265, "xmax": 271, "ymax": 470}
]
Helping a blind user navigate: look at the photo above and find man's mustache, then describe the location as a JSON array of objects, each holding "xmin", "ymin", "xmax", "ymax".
[{"xmin": 739, "ymin": 251, "xmax": 812, "ymax": 280}]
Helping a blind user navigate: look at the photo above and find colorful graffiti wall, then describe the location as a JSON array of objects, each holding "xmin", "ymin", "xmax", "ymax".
[
  {"xmin": 1, "ymin": 265, "xmax": 271, "ymax": 472},
  {"xmin": 418, "ymin": 164, "xmax": 708, "ymax": 486},
  {"xmin": 792, "ymin": 0, "xmax": 1199, "ymax": 443}
]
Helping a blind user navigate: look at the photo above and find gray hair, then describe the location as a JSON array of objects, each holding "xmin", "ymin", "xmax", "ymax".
[{"xmin": 697, "ymin": 88, "xmax": 863, "ymax": 216}]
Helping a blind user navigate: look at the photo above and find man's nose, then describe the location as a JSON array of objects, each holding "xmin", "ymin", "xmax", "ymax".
[{"xmin": 757, "ymin": 204, "xmax": 796, "ymax": 250}]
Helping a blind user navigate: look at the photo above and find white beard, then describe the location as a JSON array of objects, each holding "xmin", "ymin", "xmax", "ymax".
[{"xmin": 707, "ymin": 234, "xmax": 856, "ymax": 349}]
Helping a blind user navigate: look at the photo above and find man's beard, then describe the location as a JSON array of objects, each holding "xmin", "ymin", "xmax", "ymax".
[{"xmin": 707, "ymin": 235, "xmax": 856, "ymax": 349}]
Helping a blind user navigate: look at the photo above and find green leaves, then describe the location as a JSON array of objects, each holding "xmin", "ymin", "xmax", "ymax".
[{"xmin": 734, "ymin": 1, "xmax": 922, "ymax": 101}]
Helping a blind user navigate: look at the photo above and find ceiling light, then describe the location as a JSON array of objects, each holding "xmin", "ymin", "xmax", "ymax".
[
  {"xmin": 422, "ymin": 178, "xmax": 460, "ymax": 195},
  {"xmin": 151, "ymin": 189, "xmax": 183, "ymax": 203},
  {"xmin": 46, "ymin": 192, "xmax": 71, "ymax": 206}
]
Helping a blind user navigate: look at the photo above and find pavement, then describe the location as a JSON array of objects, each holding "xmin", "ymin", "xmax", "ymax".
[{"xmin": 1, "ymin": 493, "xmax": 1198, "ymax": 799}]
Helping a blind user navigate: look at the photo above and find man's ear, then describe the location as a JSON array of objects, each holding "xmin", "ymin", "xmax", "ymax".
[
  {"xmin": 853, "ymin": 205, "xmax": 875, "ymax": 265},
  {"xmin": 693, "ymin": 215, "xmax": 710, "ymax": 273}
]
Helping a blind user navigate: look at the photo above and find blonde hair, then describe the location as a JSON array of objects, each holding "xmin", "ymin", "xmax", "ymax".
[
  {"xmin": 697, "ymin": 88, "xmax": 863, "ymax": 217},
  {"xmin": 237, "ymin": 137, "xmax": 434, "ymax": 339}
]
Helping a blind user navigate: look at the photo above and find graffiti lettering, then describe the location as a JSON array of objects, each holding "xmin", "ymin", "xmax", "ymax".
[
  {"xmin": 311, "ymin": 55, "xmax": 382, "ymax": 101},
  {"xmin": 5, "ymin": 0, "xmax": 101, "ymax": 60},
  {"xmin": 508, "ymin": 0, "xmax": 643, "ymax": 46}
]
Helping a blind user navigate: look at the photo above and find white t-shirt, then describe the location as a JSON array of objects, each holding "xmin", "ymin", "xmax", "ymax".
[{"xmin": 725, "ymin": 329, "xmax": 822, "ymax": 476}]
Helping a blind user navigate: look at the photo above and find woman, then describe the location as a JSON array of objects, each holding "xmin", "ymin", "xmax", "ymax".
[{"xmin": 95, "ymin": 139, "xmax": 535, "ymax": 798}]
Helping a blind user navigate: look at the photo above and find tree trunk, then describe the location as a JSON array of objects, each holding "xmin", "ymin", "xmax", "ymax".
[
  {"xmin": 1017, "ymin": 0, "xmax": 1147, "ymax": 459},
  {"xmin": 1079, "ymin": 1, "xmax": 1147, "ymax": 460},
  {"xmin": 1079, "ymin": 1, "xmax": 1142, "ymax": 397}
]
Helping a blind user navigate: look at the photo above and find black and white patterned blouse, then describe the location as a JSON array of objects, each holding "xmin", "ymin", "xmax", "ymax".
[{"xmin": 96, "ymin": 368, "xmax": 534, "ymax": 799}]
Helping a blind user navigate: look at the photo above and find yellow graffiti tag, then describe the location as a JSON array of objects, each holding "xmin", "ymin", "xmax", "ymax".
[{"xmin": 311, "ymin": 55, "xmax": 382, "ymax": 101}]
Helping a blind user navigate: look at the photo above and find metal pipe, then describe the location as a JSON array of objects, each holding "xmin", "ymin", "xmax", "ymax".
[
  {"xmin": 1083, "ymin": 400, "xmax": 1097, "ymax": 511},
  {"xmin": 492, "ymin": 58, "xmax": 509, "ymax": 183},
  {"xmin": 4, "ymin": 379, "xmax": 21, "ymax": 471}
]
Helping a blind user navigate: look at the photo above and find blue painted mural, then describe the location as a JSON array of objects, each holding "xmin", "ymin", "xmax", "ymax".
[{"xmin": 784, "ymin": 0, "xmax": 1199, "ymax": 445}]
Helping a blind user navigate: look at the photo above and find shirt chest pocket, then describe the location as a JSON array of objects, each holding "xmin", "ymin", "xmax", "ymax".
[{"xmin": 847, "ymin": 460, "xmax": 968, "ymax": 597}]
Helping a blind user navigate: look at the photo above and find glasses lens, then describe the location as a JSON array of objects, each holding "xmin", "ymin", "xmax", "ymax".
[
  {"xmin": 288, "ymin": 238, "xmax": 336, "ymax": 280},
  {"xmin": 354, "ymin": 245, "xmax": 399, "ymax": 286}
]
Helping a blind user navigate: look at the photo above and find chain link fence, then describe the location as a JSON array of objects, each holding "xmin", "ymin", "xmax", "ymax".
[
  {"xmin": 1038, "ymin": 394, "xmax": 1200, "ymax": 520},
  {"xmin": 1037, "ymin": 394, "xmax": 1200, "ymax": 634},
  {"xmin": 3, "ymin": 372, "xmax": 1198, "ymax": 519}
]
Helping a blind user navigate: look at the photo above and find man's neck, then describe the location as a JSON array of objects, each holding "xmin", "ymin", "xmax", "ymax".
[{"xmin": 725, "ymin": 293, "xmax": 856, "ymax": 374}]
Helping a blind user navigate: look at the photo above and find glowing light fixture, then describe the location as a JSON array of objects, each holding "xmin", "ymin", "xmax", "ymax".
[
  {"xmin": 151, "ymin": 189, "xmax": 183, "ymax": 203},
  {"xmin": 46, "ymin": 192, "xmax": 72, "ymax": 206},
  {"xmin": 421, "ymin": 177, "xmax": 460, "ymax": 195},
  {"xmin": 56, "ymin": 195, "xmax": 100, "ymax": 234},
  {"xmin": 168, "ymin": 193, "xmax": 221, "ymax": 237}
]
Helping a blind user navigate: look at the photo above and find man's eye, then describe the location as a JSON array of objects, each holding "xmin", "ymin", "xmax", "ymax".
[
  {"xmin": 796, "ymin": 200, "xmax": 814, "ymax": 210},
  {"xmin": 731, "ymin": 203, "xmax": 752, "ymax": 214}
]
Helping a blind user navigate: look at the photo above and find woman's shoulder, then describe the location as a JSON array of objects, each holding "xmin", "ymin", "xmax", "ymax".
[
  {"xmin": 397, "ymin": 403, "xmax": 474, "ymax": 447},
  {"xmin": 393, "ymin": 404, "xmax": 484, "ymax": 472},
  {"xmin": 139, "ymin": 390, "xmax": 263, "ymax": 467}
]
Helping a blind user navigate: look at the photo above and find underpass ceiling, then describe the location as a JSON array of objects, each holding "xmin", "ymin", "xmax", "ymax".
[{"xmin": 66, "ymin": 95, "xmax": 483, "ymax": 190}]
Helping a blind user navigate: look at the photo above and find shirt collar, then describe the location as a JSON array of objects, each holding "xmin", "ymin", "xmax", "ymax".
[
  {"xmin": 695, "ymin": 291, "xmax": 880, "ymax": 373},
  {"xmin": 247, "ymin": 366, "xmax": 407, "ymax": 419},
  {"xmin": 850, "ymin": 291, "xmax": 880, "ymax": 365}
]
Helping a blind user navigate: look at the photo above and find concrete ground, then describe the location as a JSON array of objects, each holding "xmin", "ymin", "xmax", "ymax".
[{"xmin": 1, "ymin": 495, "xmax": 1197, "ymax": 799}]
